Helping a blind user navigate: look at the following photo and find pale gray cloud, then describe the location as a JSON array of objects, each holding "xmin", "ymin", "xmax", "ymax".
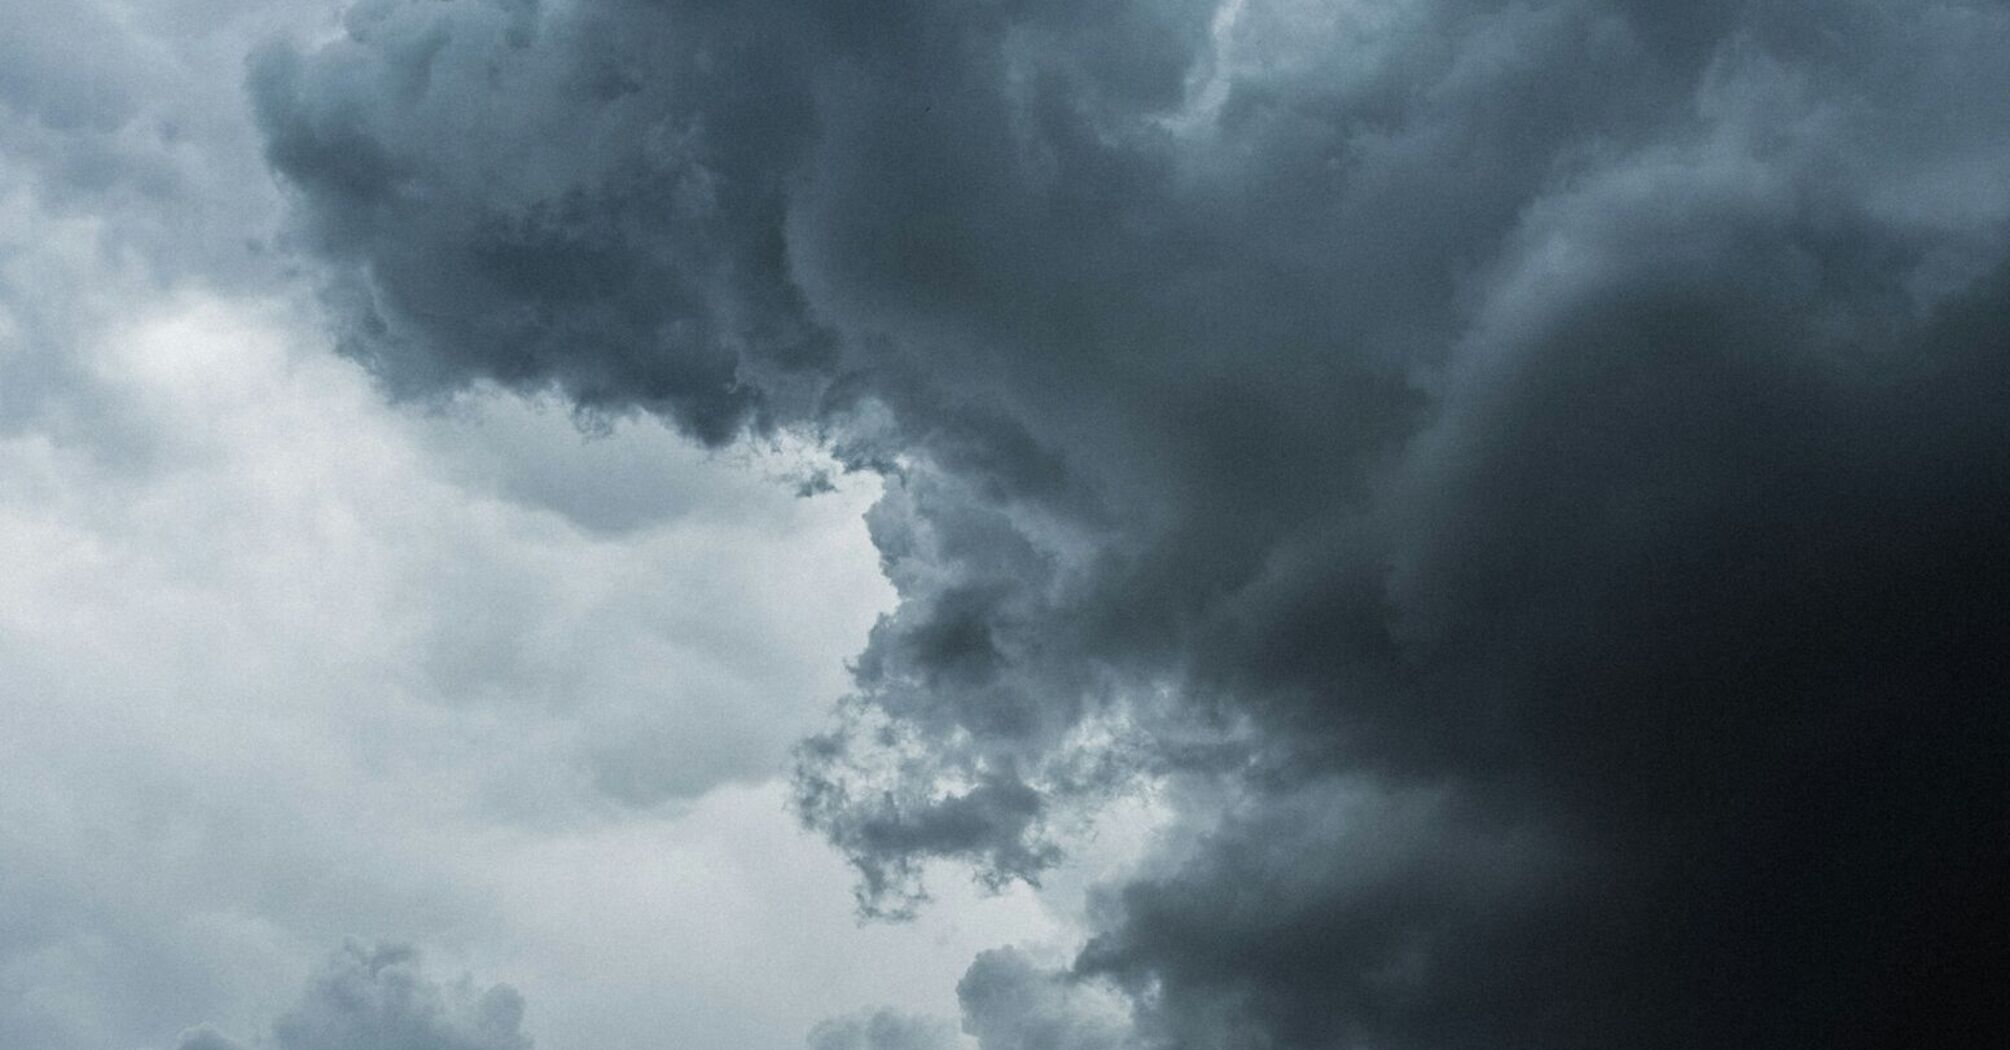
[
  {"xmin": 807, "ymin": 1009, "xmax": 959, "ymax": 1050},
  {"xmin": 0, "ymin": 289, "xmax": 1058, "ymax": 1050},
  {"xmin": 175, "ymin": 943, "xmax": 529, "ymax": 1050}
]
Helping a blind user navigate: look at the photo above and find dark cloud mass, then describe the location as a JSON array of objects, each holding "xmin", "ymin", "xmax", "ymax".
[{"xmin": 252, "ymin": 1, "xmax": 2010, "ymax": 1047}]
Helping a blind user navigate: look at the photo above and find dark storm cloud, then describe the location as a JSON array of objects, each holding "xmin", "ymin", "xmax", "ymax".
[
  {"xmin": 247, "ymin": 0, "xmax": 834, "ymax": 442},
  {"xmin": 176, "ymin": 943, "xmax": 531, "ymax": 1050},
  {"xmin": 255, "ymin": 1, "xmax": 2010, "ymax": 1047}
]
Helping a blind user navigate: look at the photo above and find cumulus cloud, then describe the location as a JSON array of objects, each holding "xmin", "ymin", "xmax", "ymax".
[{"xmin": 227, "ymin": 0, "xmax": 2010, "ymax": 1045}]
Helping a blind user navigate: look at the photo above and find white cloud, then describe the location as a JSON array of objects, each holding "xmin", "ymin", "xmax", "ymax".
[{"xmin": 0, "ymin": 288, "xmax": 1062, "ymax": 1050}]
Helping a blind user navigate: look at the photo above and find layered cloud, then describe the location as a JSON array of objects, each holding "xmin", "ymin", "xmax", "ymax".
[{"xmin": 14, "ymin": 0, "xmax": 2006, "ymax": 1046}]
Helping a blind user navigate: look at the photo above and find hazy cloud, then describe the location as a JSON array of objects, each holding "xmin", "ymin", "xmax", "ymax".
[
  {"xmin": 807, "ymin": 1009, "xmax": 959, "ymax": 1050},
  {"xmin": 177, "ymin": 943, "xmax": 531, "ymax": 1050}
]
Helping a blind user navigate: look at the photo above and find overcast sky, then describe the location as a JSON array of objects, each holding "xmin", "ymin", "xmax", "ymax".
[{"xmin": 4, "ymin": 2, "xmax": 2007, "ymax": 1049}]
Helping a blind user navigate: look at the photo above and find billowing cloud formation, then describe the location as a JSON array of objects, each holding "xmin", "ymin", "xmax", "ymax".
[
  {"xmin": 177, "ymin": 943, "xmax": 530, "ymax": 1050},
  {"xmin": 253, "ymin": 1, "xmax": 2010, "ymax": 1047}
]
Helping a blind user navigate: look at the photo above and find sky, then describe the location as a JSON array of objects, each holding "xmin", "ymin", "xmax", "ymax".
[{"xmin": 2, "ymin": 2, "xmax": 2006, "ymax": 1049}]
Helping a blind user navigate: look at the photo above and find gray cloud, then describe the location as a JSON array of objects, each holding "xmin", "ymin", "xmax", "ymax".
[
  {"xmin": 807, "ymin": 1009, "xmax": 959, "ymax": 1050},
  {"xmin": 246, "ymin": 0, "xmax": 833, "ymax": 443},
  {"xmin": 177, "ymin": 943, "xmax": 531, "ymax": 1050},
  {"xmin": 806, "ymin": 950, "xmax": 1144, "ymax": 1050},
  {"xmin": 172, "ymin": 1027, "xmax": 251, "ymax": 1050},
  {"xmin": 958, "ymin": 948, "xmax": 1140, "ymax": 1050},
  {"xmin": 0, "ymin": 0, "xmax": 317, "ymax": 448},
  {"xmin": 250, "ymin": 1, "xmax": 2010, "ymax": 1047}
]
